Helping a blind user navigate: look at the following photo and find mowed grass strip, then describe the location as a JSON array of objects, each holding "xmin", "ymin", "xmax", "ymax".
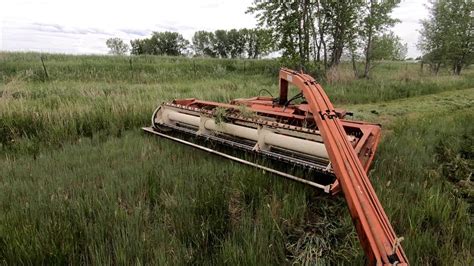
[{"xmin": 344, "ymin": 87, "xmax": 474, "ymax": 125}]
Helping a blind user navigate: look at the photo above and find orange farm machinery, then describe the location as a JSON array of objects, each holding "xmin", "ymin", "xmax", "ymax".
[{"xmin": 143, "ymin": 68, "xmax": 408, "ymax": 265}]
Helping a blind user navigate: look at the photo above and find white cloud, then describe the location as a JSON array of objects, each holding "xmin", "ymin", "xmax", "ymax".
[
  {"xmin": 1, "ymin": 0, "xmax": 256, "ymax": 54},
  {"xmin": 1, "ymin": 0, "xmax": 428, "ymax": 57},
  {"xmin": 391, "ymin": 0, "xmax": 430, "ymax": 58}
]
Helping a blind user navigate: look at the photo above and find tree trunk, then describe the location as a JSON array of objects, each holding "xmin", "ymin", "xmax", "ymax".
[
  {"xmin": 434, "ymin": 62, "xmax": 441, "ymax": 75},
  {"xmin": 309, "ymin": 3, "xmax": 319, "ymax": 64},
  {"xmin": 311, "ymin": 24, "xmax": 320, "ymax": 63},
  {"xmin": 329, "ymin": 21, "xmax": 345, "ymax": 69},
  {"xmin": 363, "ymin": 29, "xmax": 372, "ymax": 79},
  {"xmin": 316, "ymin": 1, "xmax": 326, "ymax": 71},
  {"xmin": 315, "ymin": 1, "xmax": 321, "ymax": 63},
  {"xmin": 330, "ymin": 44, "xmax": 343, "ymax": 68},
  {"xmin": 297, "ymin": 2, "xmax": 305, "ymax": 69},
  {"xmin": 454, "ymin": 63, "xmax": 462, "ymax": 75},
  {"xmin": 322, "ymin": 39, "xmax": 327, "ymax": 71},
  {"xmin": 317, "ymin": 27, "xmax": 324, "ymax": 66},
  {"xmin": 351, "ymin": 50, "xmax": 358, "ymax": 78},
  {"xmin": 316, "ymin": 41, "xmax": 321, "ymax": 62},
  {"xmin": 363, "ymin": 0, "xmax": 374, "ymax": 79},
  {"xmin": 303, "ymin": 0, "xmax": 310, "ymax": 65},
  {"xmin": 455, "ymin": 52, "xmax": 467, "ymax": 75}
]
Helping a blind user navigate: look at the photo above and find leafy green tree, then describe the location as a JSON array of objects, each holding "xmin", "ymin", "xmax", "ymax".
[
  {"xmin": 359, "ymin": 0, "xmax": 401, "ymax": 78},
  {"xmin": 419, "ymin": 0, "xmax": 473, "ymax": 75},
  {"xmin": 247, "ymin": 0, "xmax": 402, "ymax": 74},
  {"xmin": 213, "ymin": 30, "xmax": 230, "ymax": 58},
  {"xmin": 192, "ymin": 31, "xmax": 216, "ymax": 57},
  {"xmin": 247, "ymin": 1, "xmax": 308, "ymax": 67},
  {"xmin": 418, "ymin": 1, "xmax": 449, "ymax": 74},
  {"xmin": 247, "ymin": 0, "xmax": 365, "ymax": 70},
  {"xmin": 227, "ymin": 29, "xmax": 246, "ymax": 58},
  {"xmin": 151, "ymin": 31, "xmax": 189, "ymax": 56},
  {"xmin": 106, "ymin": 38, "xmax": 129, "ymax": 55},
  {"xmin": 372, "ymin": 32, "xmax": 407, "ymax": 60},
  {"xmin": 242, "ymin": 28, "xmax": 274, "ymax": 59},
  {"xmin": 130, "ymin": 38, "xmax": 154, "ymax": 55},
  {"xmin": 130, "ymin": 39, "xmax": 142, "ymax": 55},
  {"xmin": 130, "ymin": 32, "xmax": 189, "ymax": 56},
  {"xmin": 191, "ymin": 28, "xmax": 274, "ymax": 59},
  {"xmin": 323, "ymin": 0, "xmax": 364, "ymax": 68}
]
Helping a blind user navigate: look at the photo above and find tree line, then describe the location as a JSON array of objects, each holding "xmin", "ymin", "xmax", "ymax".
[
  {"xmin": 247, "ymin": 0, "xmax": 471, "ymax": 76},
  {"xmin": 107, "ymin": 26, "xmax": 405, "ymax": 65},
  {"xmin": 192, "ymin": 29, "xmax": 273, "ymax": 59},
  {"xmin": 106, "ymin": 28, "xmax": 274, "ymax": 59},
  {"xmin": 247, "ymin": 0, "xmax": 404, "ymax": 78},
  {"xmin": 105, "ymin": 0, "xmax": 472, "ymax": 76}
]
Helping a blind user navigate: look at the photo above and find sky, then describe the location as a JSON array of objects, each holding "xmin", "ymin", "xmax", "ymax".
[{"xmin": 0, "ymin": 0, "xmax": 429, "ymax": 58}]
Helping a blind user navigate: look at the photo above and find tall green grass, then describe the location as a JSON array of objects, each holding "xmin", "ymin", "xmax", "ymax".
[
  {"xmin": 0, "ymin": 52, "xmax": 281, "ymax": 83},
  {"xmin": 0, "ymin": 132, "xmax": 358, "ymax": 264},
  {"xmin": 0, "ymin": 52, "xmax": 473, "ymax": 264},
  {"xmin": 1, "ymin": 107, "xmax": 471, "ymax": 264},
  {"xmin": 371, "ymin": 110, "xmax": 473, "ymax": 265},
  {"xmin": 2, "ymin": 52, "xmax": 473, "ymax": 155}
]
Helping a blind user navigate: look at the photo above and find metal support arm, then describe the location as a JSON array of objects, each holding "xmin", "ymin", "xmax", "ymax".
[{"xmin": 278, "ymin": 68, "xmax": 408, "ymax": 265}]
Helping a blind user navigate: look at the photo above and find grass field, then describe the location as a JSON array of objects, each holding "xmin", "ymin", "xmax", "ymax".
[{"xmin": 1, "ymin": 52, "xmax": 473, "ymax": 264}]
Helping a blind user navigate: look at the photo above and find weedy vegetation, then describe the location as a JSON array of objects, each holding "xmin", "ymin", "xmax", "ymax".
[
  {"xmin": 0, "ymin": 52, "xmax": 473, "ymax": 264},
  {"xmin": 213, "ymin": 107, "xmax": 229, "ymax": 126}
]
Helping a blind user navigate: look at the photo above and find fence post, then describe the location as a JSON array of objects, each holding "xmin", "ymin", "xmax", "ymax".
[{"xmin": 40, "ymin": 55, "xmax": 49, "ymax": 80}]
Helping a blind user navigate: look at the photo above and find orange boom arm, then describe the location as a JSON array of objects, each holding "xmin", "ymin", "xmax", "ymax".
[{"xmin": 278, "ymin": 68, "xmax": 408, "ymax": 265}]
